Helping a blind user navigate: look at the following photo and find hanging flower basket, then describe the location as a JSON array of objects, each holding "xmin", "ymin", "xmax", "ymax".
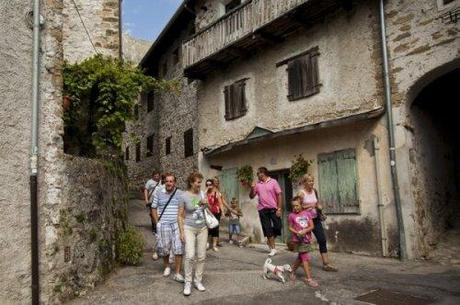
[
  {"xmin": 237, "ymin": 165, "xmax": 253, "ymax": 187},
  {"xmin": 289, "ymin": 154, "xmax": 313, "ymax": 185}
]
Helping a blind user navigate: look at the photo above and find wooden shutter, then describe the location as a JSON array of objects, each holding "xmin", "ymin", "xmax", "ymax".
[
  {"xmin": 224, "ymin": 85, "xmax": 233, "ymax": 120},
  {"xmin": 318, "ymin": 153, "xmax": 340, "ymax": 213},
  {"xmin": 219, "ymin": 168, "xmax": 239, "ymax": 204},
  {"xmin": 236, "ymin": 80, "xmax": 247, "ymax": 118},
  {"xmin": 286, "ymin": 47, "xmax": 320, "ymax": 101},
  {"xmin": 287, "ymin": 58, "xmax": 302, "ymax": 100},
  {"xmin": 224, "ymin": 80, "xmax": 247, "ymax": 120},
  {"xmin": 336, "ymin": 149, "xmax": 359, "ymax": 213},
  {"xmin": 318, "ymin": 149, "xmax": 359, "ymax": 214}
]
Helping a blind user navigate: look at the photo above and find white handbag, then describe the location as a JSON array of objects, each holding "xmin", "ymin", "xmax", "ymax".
[{"xmin": 204, "ymin": 208, "xmax": 219, "ymax": 229}]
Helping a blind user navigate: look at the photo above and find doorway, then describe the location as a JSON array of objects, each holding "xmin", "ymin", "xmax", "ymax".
[{"xmin": 270, "ymin": 169, "xmax": 293, "ymax": 243}]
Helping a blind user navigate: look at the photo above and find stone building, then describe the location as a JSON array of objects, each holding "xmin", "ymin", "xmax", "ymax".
[
  {"xmin": 135, "ymin": 0, "xmax": 459, "ymax": 259},
  {"xmin": 123, "ymin": 4, "xmax": 198, "ymax": 189},
  {"xmin": 0, "ymin": 1, "xmax": 127, "ymax": 304}
]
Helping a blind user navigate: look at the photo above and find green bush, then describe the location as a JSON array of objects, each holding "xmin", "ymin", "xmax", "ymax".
[
  {"xmin": 237, "ymin": 165, "xmax": 254, "ymax": 186},
  {"xmin": 289, "ymin": 154, "xmax": 313, "ymax": 184},
  {"xmin": 115, "ymin": 225, "xmax": 144, "ymax": 265}
]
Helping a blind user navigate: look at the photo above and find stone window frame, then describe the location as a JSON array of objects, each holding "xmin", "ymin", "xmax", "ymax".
[
  {"xmin": 165, "ymin": 136, "xmax": 172, "ymax": 155},
  {"xmin": 125, "ymin": 146, "xmax": 130, "ymax": 161},
  {"xmin": 437, "ymin": 0, "xmax": 458, "ymax": 11},
  {"xmin": 183, "ymin": 128, "xmax": 194, "ymax": 158},
  {"xmin": 146, "ymin": 134, "xmax": 154, "ymax": 157}
]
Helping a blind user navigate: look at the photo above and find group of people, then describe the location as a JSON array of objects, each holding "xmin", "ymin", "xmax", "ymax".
[{"xmin": 143, "ymin": 167, "xmax": 336, "ymax": 296}]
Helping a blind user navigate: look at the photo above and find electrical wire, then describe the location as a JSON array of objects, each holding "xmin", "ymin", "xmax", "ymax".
[{"xmin": 70, "ymin": 0, "xmax": 99, "ymax": 54}]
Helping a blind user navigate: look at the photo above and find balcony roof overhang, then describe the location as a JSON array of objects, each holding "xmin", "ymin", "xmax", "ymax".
[{"xmin": 202, "ymin": 107, "xmax": 385, "ymax": 158}]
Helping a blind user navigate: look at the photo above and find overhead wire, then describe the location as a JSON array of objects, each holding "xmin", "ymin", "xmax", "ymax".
[{"xmin": 70, "ymin": 0, "xmax": 99, "ymax": 55}]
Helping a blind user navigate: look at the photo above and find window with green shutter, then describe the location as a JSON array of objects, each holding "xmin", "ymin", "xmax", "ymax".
[{"xmin": 318, "ymin": 149, "xmax": 359, "ymax": 214}]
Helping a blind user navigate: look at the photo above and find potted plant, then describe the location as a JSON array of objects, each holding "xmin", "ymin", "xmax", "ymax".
[
  {"xmin": 237, "ymin": 165, "xmax": 253, "ymax": 187},
  {"xmin": 289, "ymin": 154, "xmax": 313, "ymax": 185}
]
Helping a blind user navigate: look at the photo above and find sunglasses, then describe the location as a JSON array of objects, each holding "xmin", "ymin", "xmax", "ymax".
[{"xmin": 206, "ymin": 183, "xmax": 213, "ymax": 186}]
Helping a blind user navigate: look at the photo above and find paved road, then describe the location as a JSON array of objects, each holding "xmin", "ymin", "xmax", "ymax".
[{"xmin": 68, "ymin": 199, "xmax": 460, "ymax": 305}]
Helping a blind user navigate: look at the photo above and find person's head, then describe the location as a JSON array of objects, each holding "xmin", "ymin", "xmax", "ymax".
[
  {"xmin": 187, "ymin": 171, "xmax": 203, "ymax": 193},
  {"xmin": 163, "ymin": 173, "xmax": 176, "ymax": 192},
  {"xmin": 256, "ymin": 167, "xmax": 269, "ymax": 181},
  {"xmin": 300, "ymin": 173, "xmax": 314, "ymax": 190},
  {"xmin": 212, "ymin": 176, "xmax": 220, "ymax": 189},
  {"xmin": 205, "ymin": 179, "xmax": 214, "ymax": 191},
  {"xmin": 160, "ymin": 174, "xmax": 166, "ymax": 184},
  {"xmin": 292, "ymin": 196, "xmax": 302, "ymax": 213},
  {"xmin": 231, "ymin": 198, "xmax": 238, "ymax": 208},
  {"xmin": 152, "ymin": 170, "xmax": 161, "ymax": 182}
]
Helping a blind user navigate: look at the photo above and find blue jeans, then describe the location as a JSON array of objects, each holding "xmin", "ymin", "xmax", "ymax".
[{"xmin": 228, "ymin": 223, "xmax": 241, "ymax": 234}]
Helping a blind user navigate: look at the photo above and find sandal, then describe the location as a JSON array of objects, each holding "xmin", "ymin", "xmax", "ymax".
[
  {"xmin": 323, "ymin": 264, "xmax": 338, "ymax": 272},
  {"xmin": 305, "ymin": 278, "xmax": 319, "ymax": 288}
]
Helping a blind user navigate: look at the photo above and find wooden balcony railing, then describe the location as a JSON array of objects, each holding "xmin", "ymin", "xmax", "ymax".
[{"xmin": 182, "ymin": 0, "xmax": 310, "ymax": 69}]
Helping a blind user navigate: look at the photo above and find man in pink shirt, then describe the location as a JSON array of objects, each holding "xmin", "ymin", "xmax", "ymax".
[{"xmin": 249, "ymin": 167, "xmax": 283, "ymax": 256}]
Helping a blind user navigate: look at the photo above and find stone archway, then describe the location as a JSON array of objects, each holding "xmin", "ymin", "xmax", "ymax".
[{"xmin": 408, "ymin": 68, "xmax": 460, "ymax": 260}]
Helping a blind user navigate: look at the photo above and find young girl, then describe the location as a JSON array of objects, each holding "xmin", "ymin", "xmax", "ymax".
[
  {"xmin": 226, "ymin": 198, "xmax": 243, "ymax": 244},
  {"xmin": 288, "ymin": 196, "xmax": 319, "ymax": 288}
]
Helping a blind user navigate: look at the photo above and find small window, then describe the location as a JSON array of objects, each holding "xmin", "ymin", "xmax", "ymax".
[
  {"xmin": 184, "ymin": 129, "xmax": 193, "ymax": 158},
  {"xmin": 172, "ymin": 48, "xmax": 180, "ymax": 66},
  {"xmin": 226, "ymin": 0, "xmax": 241, "ymax": 13},
  {"xmin": 161, "ymin": 60, "xmax": 168, "ymax": 77},
  {"xmin": 134, "ymin": 104, "xmax": 139, "ymax": 120},
  {"xmin": 135, "ymin": 143, "xmax": 141, "ymax": 162},
  {"xmin": 283, "ymin": 47, "xmax": 320, "ymax": 101},
  {"xmin": 146, "ymin": 135, "xmax": 154, "ymax": 157},
  {"xmin": 125, "ymin": 146, "xmax": 130, "ymax": 160},
  {"xmin": 165, "ymin": 136, "xmax": 172, "ymax": 155},
  {"xmin": 224, "ymin": 79, "xmax": 248, "ymax": 121},
  {"xmin": 318, "ymin": 149, "xmax": 359, "ymax": 214},
  {"xmin": 147, "ymin": 91, "xmax": 154, "ymax": 112}
]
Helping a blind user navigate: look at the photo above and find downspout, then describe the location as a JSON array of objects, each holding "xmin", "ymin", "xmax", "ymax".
[
  {"xmin": 373, "ymin": 137, "xmax": 388, "ymax": 257},
  {"xmin": 378, "ymin": 0, "xmax": 407, "ymax": 260},
  {"xmin": 31, "ymin": 0, "xmax": 42, "ymax": 304},
  {"xmin": 118, "ymin": 0, "xmax": 123, "ymax": 60}
]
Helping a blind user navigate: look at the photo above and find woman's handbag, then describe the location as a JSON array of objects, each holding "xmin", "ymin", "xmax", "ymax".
[{"xmin": 204, "ymin": 208, "xmax": 219, "ymax": 229}]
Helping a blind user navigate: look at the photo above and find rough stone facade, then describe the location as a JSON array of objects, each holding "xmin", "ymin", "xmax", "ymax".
[
  {"xmin": 63, "ymin": 0, "xmax": 120, "ymax": 63},
  {"xmin": 1, "ymin": 0, "xmax": 127, "ymax": 304},
  {"xmin": 124, "ymin": 19, "xmax": 198, "ymax": 189},
  {"xmin": 384, "ymin": 0, "xmax": 460, "ymax": 258},
  {"xmin": 122, "ymin": 33, "xmax": 151, "ymax": 64},
  {"xmin": 48, "ymin": 157, "xmax": 128, "ymax": 304}
]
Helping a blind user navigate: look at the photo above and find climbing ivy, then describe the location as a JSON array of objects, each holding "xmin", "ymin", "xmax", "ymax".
[{"xmin": 63, "ymin": 55, "xmax": 179, "ymax": 158}]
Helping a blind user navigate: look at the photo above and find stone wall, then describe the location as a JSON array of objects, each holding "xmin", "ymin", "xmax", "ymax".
[
  {"xmin": 384, "ymin": 0, "xmax": 460, "ymax": 258},
  {"xmin": 124, "ymin": 22, "xmax": 198, "ymax": 190},
  {"xmin": 63, "ymin": 0, "xmax": 120, "ymax": 63},
  {"xmin": 47, "ymin": 156, "xmax": 128, "ymax": 304},
  {"xmin": 122, "ymin": 33, "xmax": 151, "ymax": 64}
]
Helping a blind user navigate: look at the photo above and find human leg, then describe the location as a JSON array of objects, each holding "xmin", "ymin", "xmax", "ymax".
[
  {"xmin": 183, "ymin": 226, "xmax": 196, "ymax": 284},
  {"xmin": 312, "ymin": 218, "xmax": 337, "ymax": 271},
  {"xmin": 194, "ymin": 226, "xmax": 208, "ymax": 284}
]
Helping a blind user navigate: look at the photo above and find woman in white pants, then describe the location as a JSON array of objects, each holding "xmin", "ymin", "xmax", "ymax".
[{"xmin": 178, "ymin": 171, "xmax": 208, "ymax": 296}]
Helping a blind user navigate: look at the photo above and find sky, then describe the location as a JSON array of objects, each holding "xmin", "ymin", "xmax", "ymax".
[{"xmin": 122, "ymin": 0, "xmax": 182, "ymax": 42}]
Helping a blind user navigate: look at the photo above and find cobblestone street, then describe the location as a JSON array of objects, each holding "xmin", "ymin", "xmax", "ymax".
[{"xmin": 67, "ymin": 199, "xmax": 460, "ymax": 305}]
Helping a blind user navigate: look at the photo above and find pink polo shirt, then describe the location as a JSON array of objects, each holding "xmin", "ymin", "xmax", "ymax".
[{"xmin": 253, "ymin": 178, "xmax": 282, "ymax": 211}]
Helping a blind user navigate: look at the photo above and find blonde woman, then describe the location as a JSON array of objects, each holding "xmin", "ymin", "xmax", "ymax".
[
  {"xmin": 297, "ymin": 174, "xmax": 337, "ymax": 272},
  {"xmin": 178, "ymin": 172, "xmax": 208, "ymax": 296}
]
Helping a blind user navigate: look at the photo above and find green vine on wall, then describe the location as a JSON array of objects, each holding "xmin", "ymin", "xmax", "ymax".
[{"xmin": 63, "ymin": 55, "xmax": 179, "ymax": 158}]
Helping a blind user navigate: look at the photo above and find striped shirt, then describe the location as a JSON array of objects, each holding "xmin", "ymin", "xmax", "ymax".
[{"xmin": 152, "ymin": 188, "xmax": 182, "ymax": 224}]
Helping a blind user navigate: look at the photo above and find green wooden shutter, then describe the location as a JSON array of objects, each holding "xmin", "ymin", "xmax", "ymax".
[
  {"xmin": 219, "ymin": 168, "xmax": 239, "ymax": 204},
  {"xmin": 318, "ymin": 153, "xmax": 340, "ymax": 213},
  {"xmin": 336, "ymin": 149, "xmax": 359, "ymax": 214}
]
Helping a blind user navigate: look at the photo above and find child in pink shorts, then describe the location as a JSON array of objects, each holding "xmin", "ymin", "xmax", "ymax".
[{"xmin": 288, "ymin": 196, "xmax": 318, "ymax": 288}]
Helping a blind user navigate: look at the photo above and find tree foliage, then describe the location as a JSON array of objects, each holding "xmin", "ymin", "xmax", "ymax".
[{"xmin": 63, "ymin": 55, "xmax": 179, "ymax": 158}]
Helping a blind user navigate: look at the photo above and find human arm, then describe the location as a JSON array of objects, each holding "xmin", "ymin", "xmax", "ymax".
[
  {"xmin": 144, "ymin": 187, "xmax": 149, "ymax": 204},
  {"xmin": 298, "ymin": 219, "xmax": 314, "ymax": 235},
  {"xmin": 249, "ymin": 181, "xmax": 257, "ymax": 199},
  {"xmin": 275, "ymin": 181, "xmax": 283, "ymax": 217},
  {"xmin": 150, "ymin": 192, "xmax": 159, "ymax": 224},
  {"xmin": 178, "ymin": 205, "xmax": 185, "ymax": 243}
]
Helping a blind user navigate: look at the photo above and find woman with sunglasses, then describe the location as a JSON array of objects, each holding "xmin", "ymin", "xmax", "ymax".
[{"xmin": 205, "ymin": 179, "xmax": 224, "ymax": 251}]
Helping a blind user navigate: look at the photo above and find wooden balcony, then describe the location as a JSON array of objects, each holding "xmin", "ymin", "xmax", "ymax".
[{"xmin": 182, "ymin": 0, "xmax": 342, "ymax": 78}]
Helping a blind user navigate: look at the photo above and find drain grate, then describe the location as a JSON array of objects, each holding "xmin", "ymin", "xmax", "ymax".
[{"xmin": 355, "ymin": 289, "xmax": 433, "ymax": 305}]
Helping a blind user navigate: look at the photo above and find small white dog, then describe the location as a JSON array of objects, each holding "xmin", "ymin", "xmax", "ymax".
[{"xmin": 262, "ymin": 258, "xmax": 292, "ymax": 283}]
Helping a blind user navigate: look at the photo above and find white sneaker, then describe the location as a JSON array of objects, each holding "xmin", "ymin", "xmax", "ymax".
[
  {"xmin": 183, "ymin": 282, "xmax": 192, "ymax": 296},
  {"xmin": 268, "ymin": 249, "xmax": 277, "ymax": 257},
  {"xmin": 194, "ymin": 281, "xmax": 206, "ymax": 292},
  {"xmin": 212, "ymin": 246, "xmax": 219, "ymax": 252},
  {"xmin": 229, "ymin": 240, "xmax": 233, "ymax": 244},
  {"xmin": 151, "ymin": 252, "xmax": 158, "ymax": 260},
  {"xmin": 173, "ymin": 273, "xmax": 184, "ymax": 283},
  {"xmin": 163, "ymin": 267, "xmax": 171, "ymax": 277}
]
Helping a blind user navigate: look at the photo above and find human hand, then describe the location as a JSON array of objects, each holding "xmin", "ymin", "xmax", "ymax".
[
  {"xmin": 251, "ymin": 181, "xmax": 256, "ymax": 188},
  {"xmin": 180, "ymin": 233, "xmax": 185, "ymax": 244}
]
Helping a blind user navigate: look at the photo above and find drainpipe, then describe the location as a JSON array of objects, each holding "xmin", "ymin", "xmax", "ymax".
[
  {"xmin": 31, "ymin": 0, "xmax": 42, "ymax": 304},
  {"xmin": 118, "ymin": 0, "xmax": 123, "ymax": 60},
  {"xmin": 379, "ymin": 0, "xmax": 407, "ymax": 260},
  {"xmin": 373, "ymin": 137, "xmax": 388, "ymax": 257}
]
